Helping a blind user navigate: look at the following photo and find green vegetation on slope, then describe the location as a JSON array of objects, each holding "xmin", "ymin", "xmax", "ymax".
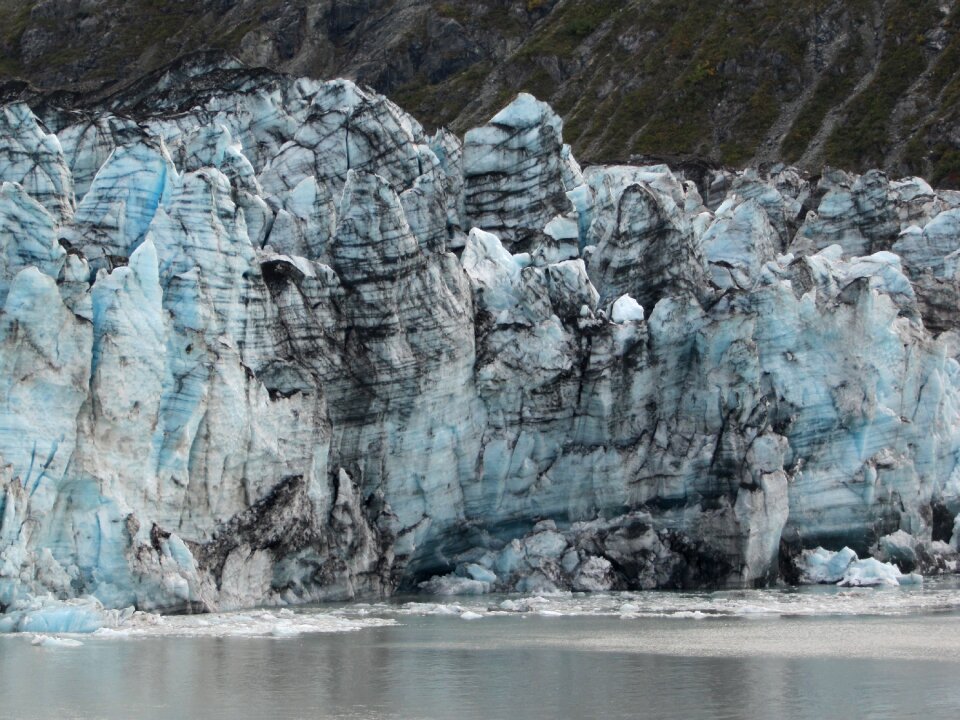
[
  {"xmin": 2, "ymin": 0, "xmax": 960, "ymax": 185},
  {"xmin": 824, "ymin": 0, "xmax": 941, "ymax": 169}
]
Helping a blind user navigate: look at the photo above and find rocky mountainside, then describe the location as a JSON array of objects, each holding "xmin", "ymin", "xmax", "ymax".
[
  {"xmin": 0, "ymin": 58, "xmax": 959, "ymax": 631},
  {"xmin": 2, "ymin": 0, "xmax": 960, "ymax": 185}
]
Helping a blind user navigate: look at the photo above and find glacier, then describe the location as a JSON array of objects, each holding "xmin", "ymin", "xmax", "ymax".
[{"xmin": 1, "ymin": 57, "xmax": 960, "ymax": 625}]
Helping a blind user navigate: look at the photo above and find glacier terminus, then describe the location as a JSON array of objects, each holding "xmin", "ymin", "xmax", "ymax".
[{"xmin": 1, "ymin": 57, "xmax": 960, "ymax": 631}]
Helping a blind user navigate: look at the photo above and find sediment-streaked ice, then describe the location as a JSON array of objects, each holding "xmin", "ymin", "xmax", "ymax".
[{"xmin": 0, "ymin": 59, "xmax": 959, "ymax": 626}]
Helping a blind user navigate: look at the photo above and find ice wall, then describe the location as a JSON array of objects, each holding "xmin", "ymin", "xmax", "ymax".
[{"xmin": 0, "ymin": 63, "xmax": 959, "ymax": 616}]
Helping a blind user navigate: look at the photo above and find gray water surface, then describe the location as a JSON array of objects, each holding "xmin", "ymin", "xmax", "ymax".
[{"xmin": 3, "ymin": 594, "xmax": 960, "ymax": 719}]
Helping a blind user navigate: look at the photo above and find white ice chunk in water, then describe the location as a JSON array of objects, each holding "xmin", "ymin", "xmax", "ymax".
[
  {"xmin": 797, "ymin": 547, "xmax": 918, "ymax": 587},
  {"xmin": 838, "ymin": 558, "xmax": 903, "ymax": 587},
  {"xmin": 31, "ymin": 635, "xmax": 84, "ymax": 648}
]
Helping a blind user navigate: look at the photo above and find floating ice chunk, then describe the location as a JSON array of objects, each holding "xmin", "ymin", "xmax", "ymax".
[
  {"xmin": 611, "ymin": 294, "xmax": 644, "ymax": 323},
  {"xmin": 798, "ymin": 546, "xmax": 915, "ymax": 587},
  {"xmin": 734, "ymin": 605, "xmax": 779, "ymax": 616},
  {"xmin": 11, "ymin": 606, "xmax": 105, "ymax": 634},
  {"xmin": 460, "ymin": 611, "xmax": 483, "ymax": 620},
  {"xmin": 400, "ymin": 603, "xmax": 461, "ymax": 616},
  {"xmin": 270, "ymin": 625, "xmax": 303, "ymax": 637},
  {"xmin": 0, "ymin": 596, "xmax": 127, "ymax": 634},
  {"xmin": 31, "ymin": 635, "xmax": 83, "ymax": 648},
  {"xmin": 838, "ymin": 558, "xmax": 903, "ymax": 587}
]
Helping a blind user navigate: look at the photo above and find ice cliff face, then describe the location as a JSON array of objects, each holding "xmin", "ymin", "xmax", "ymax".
[{"xmin": 1, "ymin": 63, "xmax": 960, "ymax": 617}]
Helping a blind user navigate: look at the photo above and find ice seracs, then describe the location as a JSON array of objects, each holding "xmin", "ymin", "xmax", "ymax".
[
  {"xmin": 463, "ymin": 93, "xmax": 575, "ymax": 249},
  {"xmin": 0, "ymin": 182, "xmax": 64, "ymax": 304},
  {"xmin": 0, "ymin": 60, "xmax": 959, "ymax": 621},
  {"xmin": 0, "ymin": 104, "xmax": 74, "ymax": 223},
  {"xmin": 584, "ymin": 165, "xmax": 707, "ymax": 308}
]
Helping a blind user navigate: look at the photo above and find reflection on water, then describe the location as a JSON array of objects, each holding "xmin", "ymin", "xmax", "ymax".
[{"xmin": 3, "ymin": 610, "xmax": 960, "ymax": 720}]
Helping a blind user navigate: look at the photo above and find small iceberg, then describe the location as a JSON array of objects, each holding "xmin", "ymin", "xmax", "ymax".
[{"xmin": 795, "ymin": 547, "xmax": 922, "ymax": 587}]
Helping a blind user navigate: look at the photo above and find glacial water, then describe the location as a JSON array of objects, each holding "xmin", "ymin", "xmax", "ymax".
[{"xmin": 3, "ymin": 580, "xmax": 960, "ymax": 720}]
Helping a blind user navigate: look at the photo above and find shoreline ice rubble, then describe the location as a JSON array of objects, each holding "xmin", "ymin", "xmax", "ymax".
[
  {"xmin": 0, "ymin": 56, "xmax": 959, "ymax": 624},
  {"xmin": 0, "ymin": 593, "xmax": 395, "ymax": 637}
]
